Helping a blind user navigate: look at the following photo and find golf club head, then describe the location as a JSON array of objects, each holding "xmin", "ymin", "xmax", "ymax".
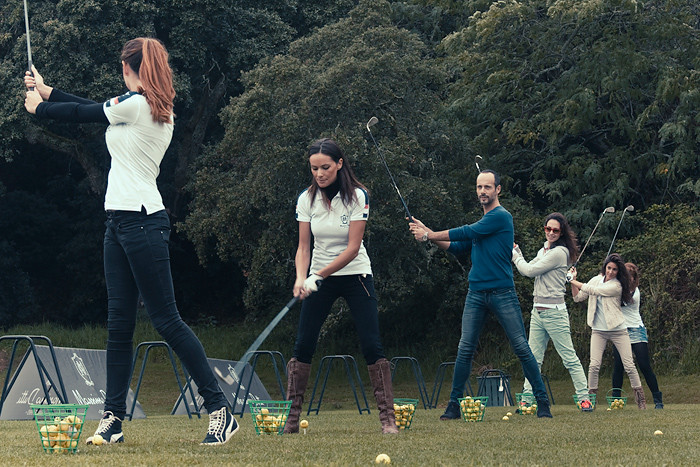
[
  {"xmin": 366, "ymin": 116, "xmax": 379, "ymax": 132},
  {"xmin": 624, "ymin": 205, "xmax": 634, "ymax": 212},
  {"xmin": 603, "ymin": 206, "xmax": 615, "ymax": 214},
  {"xmin": 475, "ymin": 155, "xmax": 483, "ymax": 173}
]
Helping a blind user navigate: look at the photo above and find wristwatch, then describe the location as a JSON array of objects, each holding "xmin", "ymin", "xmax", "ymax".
[{"xmin": 421, "ymin": 232, "xmax": 429, "ymax": 242}]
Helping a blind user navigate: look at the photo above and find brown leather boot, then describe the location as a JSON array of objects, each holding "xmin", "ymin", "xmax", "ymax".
[
  {"xmin": 633, "ymin": 386, "xmax": 647, "ymax": 409},
  {"xmin": 283, "ymin": 358, "xmax": 311, "ymax": 434},
  {"xmin": 368, "ymin": 358, "xmax": 399, "ymax": 434}
]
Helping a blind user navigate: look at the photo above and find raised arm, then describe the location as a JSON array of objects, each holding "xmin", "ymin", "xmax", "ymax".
[{"xmin": 513, "ymin": 247, "xmax": 568, "ymax": 278}]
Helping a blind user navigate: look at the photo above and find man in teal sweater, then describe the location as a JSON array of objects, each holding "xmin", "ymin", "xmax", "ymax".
[{"xmin": 409, "ymin": 170, "xmax": 552, "ymax": 419}]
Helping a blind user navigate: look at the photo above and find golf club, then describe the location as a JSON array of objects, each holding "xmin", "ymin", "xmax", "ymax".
[
  {"xmin": 475, "ymin": 155, "xmax": 483, "ymax": 173},
  {"xmin": 23, "ymin": 0, "xmax": 34, "ymax": 90},
  {"xmin": 229, "ymin": 296, "xmax": 300, "ymax": 385},
  {"xmin": 567, "ymin": 206, "xmax": 615, "ymax": 279},
  {"xmin": 366, "ymin": 117, "xmax": 413, "ymax": 222},
  {"xmin": 606, "ymin": 205, "xmax": 634, "ymax": 258}
]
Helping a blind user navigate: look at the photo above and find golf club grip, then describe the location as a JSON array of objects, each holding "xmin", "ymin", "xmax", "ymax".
[{"xmin": 27, "ymin": 59, "xmax": 35, "ymax": 91}]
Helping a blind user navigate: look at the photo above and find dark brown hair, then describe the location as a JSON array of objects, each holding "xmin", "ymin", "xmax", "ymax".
[
  {"xmin": 120, "ymin": 38, "xmax": 175, "ymax": 124},
  {"xmin": 544, "ymin": 212, "xmax": 579, "ymax": 266},
  {"xmin": 625, "ymin": 262, "xmax": 640, "ymax": 290},
  {"xmin": 306, "ymin": 138, "xmax": 367, "ymax": 206},
  {"xmin": 601, "ymin": 253, "xmax": 633, "ymax": 305}
]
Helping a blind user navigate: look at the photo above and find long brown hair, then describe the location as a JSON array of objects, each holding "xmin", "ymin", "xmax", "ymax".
[
  {"xmin": 601, "ymin": 253, "xmax": 633, "ymax": 305},
  {"xmin": 625, "ymin": 262, "xmax": 640, "ymax": 290},
  {"xmin": 120, "ymin": 38, "xmax": 175, "ymax": 124},
  {"xmin": 306, "ymin": 138, "xmax": 367, "ymax": 206},
  {"xmin": 544, "ymin": 212, "xmax": 579, "ymax": 266}
]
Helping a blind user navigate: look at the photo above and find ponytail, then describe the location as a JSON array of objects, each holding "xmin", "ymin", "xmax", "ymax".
[{"xmin": 120, "ymin": 38, "xmax": 175, "ymax": 124}]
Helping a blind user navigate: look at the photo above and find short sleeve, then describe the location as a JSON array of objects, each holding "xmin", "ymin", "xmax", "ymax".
[
  {"xmin": 296, "ymin": 189, "xmax": 311, "ymax": 222},
  {"xmin": 103, "ymin": 92, "xmax": 142, "ymax": 125},
  {"xmin": 349, "ymin": 188, "xmax": 369, "ymax": 221}
]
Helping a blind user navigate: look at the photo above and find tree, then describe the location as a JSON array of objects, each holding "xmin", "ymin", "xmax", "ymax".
[{"xmin": 438, "ymin": 0, "xmax": 699, "ymax": 223}]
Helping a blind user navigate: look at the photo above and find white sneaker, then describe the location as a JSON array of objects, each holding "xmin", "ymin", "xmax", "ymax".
[
  {"xmin": 86, "ymin": 411, "xmax": 124, "ymax": 444},
  {"xmin": 200, "ymin": 407, "xmax": 239, "ymax": 446}
]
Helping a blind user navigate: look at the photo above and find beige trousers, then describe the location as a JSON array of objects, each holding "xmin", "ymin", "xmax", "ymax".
[{"xmin": 588, "ymin": 329, "xmax": 641, "ymax": 389}]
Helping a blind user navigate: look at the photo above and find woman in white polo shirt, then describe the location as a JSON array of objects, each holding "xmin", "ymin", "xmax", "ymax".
[
  {"xmin": 284, "ymin": 138, "xmax": 397, "ymax": 434},
  {"xmin": 24, "ymin": 38, "xmax": 236, "ymax": 446}
]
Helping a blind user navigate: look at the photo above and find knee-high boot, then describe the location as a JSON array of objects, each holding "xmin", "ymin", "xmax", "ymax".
[
  {"xmin": 283, "ymin": 358, "xmax": 311, "ymax": 434},
  {"xmin": 633, "ymin": 386, "xmax": 647, "ymax": 410},
  {"xmin": 367, "ymin": 358, "xmax": 398, "ymax": 434}
]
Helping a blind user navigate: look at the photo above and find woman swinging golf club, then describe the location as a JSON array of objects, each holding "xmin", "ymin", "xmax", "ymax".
[
  {"xmin": 512, "ymin": 213, "xmax": 592, "ymax": 411},
  {"xmin": 611, "ymin": 263, "xmax": 663, "ymax": 408},
  {"xmin": 569, "ymin": 254, "xmax": 647, "ymax": 409},
  {"xmin": 24, "ymin": 38, "xmax": 237, "ymax": 445},
  {"xmin": 286, "ymin": 138, "xmax": 398, "ymax": 434}
]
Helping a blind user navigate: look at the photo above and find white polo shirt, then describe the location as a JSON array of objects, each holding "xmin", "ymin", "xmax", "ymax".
[
  {"xmin": 102, "ymin": 92, "xmax": 173, "ymax": 214},
  {"xmin": 296, "ymin": 187, "xmax": 372, "ymax": 276}
]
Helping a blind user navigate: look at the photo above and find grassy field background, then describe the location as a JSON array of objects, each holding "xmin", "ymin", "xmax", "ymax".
[
  {"xmin": 1, "ymin": 323, "xmax": 699, "ymax": 465},
  {"xmin": 1, "ymin": 404, "xmax": 699, "ymax": 465}
]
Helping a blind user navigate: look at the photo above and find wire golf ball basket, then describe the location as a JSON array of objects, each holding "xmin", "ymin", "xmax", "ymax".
[
  {"xmin": 248, "ymin": 400, "xmax": 291, "ymax": 435},
  {"xmin": 393, "ymin": 398, "xmax": 418, "ymax": 430},
  {"xmin": 31, "ymin": 404, "xmax": 88, "ymax": 454},
  {"xmin": 606, "ymin": 388, "xmax": 627, "ymax": 410},
  {"xmin": 458, "ymin": 396, "xmax": 488, "ymax": 422}
]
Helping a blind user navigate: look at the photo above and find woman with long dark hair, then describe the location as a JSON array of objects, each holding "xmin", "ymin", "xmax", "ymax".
[
  {"xmin": 569, "ymin": 253, "xmax": 647, "ymax": 409},
  {"xmin": 24, "ymin": 38, "xmax": 237, "ymax": 445},
  {"xmin": 512, "ymin": 213, "xmax": 592, "ymax": 410},
  {"xmin": 612, "ymin": 263, "xmax": 663, "ymax": 408},
  {"xmin": 285, "ymin": 138, "xmax": 398, "ymax": 434}
]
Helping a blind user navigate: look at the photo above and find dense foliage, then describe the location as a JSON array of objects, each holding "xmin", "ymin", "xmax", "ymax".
[{"xmin": 0, "ymin": 0, "xmax": 697, "ymax": 372}]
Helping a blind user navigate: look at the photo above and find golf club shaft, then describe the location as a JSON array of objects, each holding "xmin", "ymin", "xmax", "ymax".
[
  {"xmin": 23, "ymin": 0, "xmax": 34, "ymax": 90},
  {"xmin": 606, "ymin": 206, "xmax": 633, "ymax": 258},
  {"xmin": 229, "ymin": 296, "xmax": 299, "ymax": 385},
  {"xmin": 366, "ymin": 120, "xmax": 413, "ymax": 221},
  {"xmin": 572, "ymin": 210, "xmax": 610, "ymax": 269}
]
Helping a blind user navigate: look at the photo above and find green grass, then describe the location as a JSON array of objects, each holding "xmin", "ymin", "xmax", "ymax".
[
  {"xmin": 2, "ymin": 405, "xmax": 699, "ymax": 465},
  {"xmin": 2, "ymin": 323, "xmax": 700, "ymax": 464}
]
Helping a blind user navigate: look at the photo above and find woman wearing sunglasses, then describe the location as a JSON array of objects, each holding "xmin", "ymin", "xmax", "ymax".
[{"xmin": 512, "ymin": 213, "xmax": 593, "ymax": 410}]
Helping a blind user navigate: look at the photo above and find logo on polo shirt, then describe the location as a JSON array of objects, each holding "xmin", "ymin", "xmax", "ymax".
[{"xmin": 340, "ymin": 214, "xmax": 349, "ymax": 227}]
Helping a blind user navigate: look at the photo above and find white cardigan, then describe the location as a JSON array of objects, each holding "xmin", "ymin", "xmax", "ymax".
[{"xmin": 573, "ymin": 275, "xmax": 624, "ymax": 329}]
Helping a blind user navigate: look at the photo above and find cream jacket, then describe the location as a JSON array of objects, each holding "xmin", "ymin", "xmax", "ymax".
[{"xmin": 573, "ymin": 274, "xmax": 624, "ymax": 329}]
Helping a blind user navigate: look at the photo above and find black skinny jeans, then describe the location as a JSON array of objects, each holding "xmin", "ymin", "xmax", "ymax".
[
  {"xmin": 612, "ymin": 342, "xmax": 660, "ymax": 394},
  {"xmin": 292, "ymin": 274, "xmax": 385, "ymax": 365},
  {"xmin": 103, "ymin": 209, "xmax": 227, "ymax": 418}
]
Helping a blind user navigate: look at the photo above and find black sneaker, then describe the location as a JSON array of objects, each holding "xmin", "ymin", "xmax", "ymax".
[
  {"xmin": 439, "ymin": 401, "xmax": 461, "ymax": 420},
  {"xmin": 201, "ymin": 407, "xmax": 239, "ymax": 446},
  {"xmin": 86, "ymin": 411, "xmax": 124, "ymax": 444},
  {"xmin": 536, "ymin": 399, "xmax": 553, "ymax": 418}
]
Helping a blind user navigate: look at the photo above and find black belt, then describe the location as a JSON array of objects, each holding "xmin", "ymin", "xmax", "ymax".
[{"xmin": 106, "ymin": 206, "xmax": 148, "ymax": 215}]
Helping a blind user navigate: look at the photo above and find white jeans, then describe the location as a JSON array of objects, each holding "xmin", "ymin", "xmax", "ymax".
[
  {"xmin": 523, "ymin": 307, "xmax": 589, "ymax": 397},
  {"xmin": 588, "ymin": 329, "xmax": 641, "ymax": 389}
]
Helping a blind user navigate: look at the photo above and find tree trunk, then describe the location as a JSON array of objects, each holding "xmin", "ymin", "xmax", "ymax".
[
  {"xmin": 169, "ymin": 73, "xmax": 228, "ymax": 218},
  {"xmin": 24, "ymin": 125, "xmax": 105, "ymax": 196}
]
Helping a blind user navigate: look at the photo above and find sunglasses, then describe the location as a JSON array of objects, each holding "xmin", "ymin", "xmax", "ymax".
[{"xmin": 544, "ymin": 226, "xmax": 561, "ymax": 234}]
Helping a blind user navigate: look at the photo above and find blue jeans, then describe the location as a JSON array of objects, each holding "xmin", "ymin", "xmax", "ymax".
[
  {"xmin": 523, "ymin": 307, "xmax": 588, "ymax": 397},
  {"xmin": 449, "ymin": 287, "xmax": 548, "ymax": 403},
  {"xmin": 293, "ymin": 274, "xmax": 385, "ymax": 365},
  {"xmin": 103, "ymin": 209, "xmax": 227, "ymax": 418}
]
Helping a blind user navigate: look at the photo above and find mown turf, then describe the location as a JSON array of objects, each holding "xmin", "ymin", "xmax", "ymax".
[{"xmin": 2, "ymin": 403, "xmax": 699, "ymax": 466}]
